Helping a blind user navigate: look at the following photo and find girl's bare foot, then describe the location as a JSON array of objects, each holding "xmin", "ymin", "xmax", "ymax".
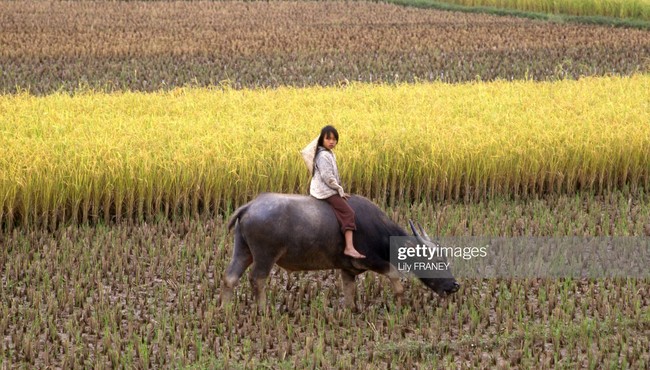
[{"xmin": 344, "ymin": 247, "xmax": 365, "ymax": 259}]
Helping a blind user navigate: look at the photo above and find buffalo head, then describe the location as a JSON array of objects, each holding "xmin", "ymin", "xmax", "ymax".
[{"xmin": 409, "ymin": 220, "xmax": 460, "ymax": 297}]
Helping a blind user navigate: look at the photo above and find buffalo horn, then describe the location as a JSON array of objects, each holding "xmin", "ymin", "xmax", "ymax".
[
  {"xmin": 409, "ymin": 220, "xmax": 427, "ymax": 245},
  {"xmin": 416, "ymin": 222, "xmax": 432, "ymax": 241}
]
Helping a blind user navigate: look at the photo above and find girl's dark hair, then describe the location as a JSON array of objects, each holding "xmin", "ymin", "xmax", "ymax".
[
  {"xmin": 317, "ymin": 125, "xmax": 339, "ymax": 148},
  {"xmin": 312, "ymin": 125, "xmax": 339, "ymax": 176}
]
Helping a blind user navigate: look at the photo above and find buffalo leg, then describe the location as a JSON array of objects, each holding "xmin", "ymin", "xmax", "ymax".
[
  {"xmin": 384, "ymin": 264, "xmax": 404, "ymax": 307},
  {"xmin": 340, "ymin": 270, "xmax": 358, "ymax": 311},
  {"xmin": 249, "ymin": 259, "xmax": 276, "ymax": 310},
  {"xmin": 365, "ymin": 261, "xmax": 404, "ymax": 307},
  {"xmin": 220, "ymin": 231, "xmax": 253, "ymax": 308}
]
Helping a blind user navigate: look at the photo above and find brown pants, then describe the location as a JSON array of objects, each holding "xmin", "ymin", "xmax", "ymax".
[{"xmin": 324, "ymin": 194, "xmax": 357, "ymax": 234}]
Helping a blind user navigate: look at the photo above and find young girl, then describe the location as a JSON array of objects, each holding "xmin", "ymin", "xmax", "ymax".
[{"xmin": 310, "ymin": 125, "xmax": 365, "ymax": 259}]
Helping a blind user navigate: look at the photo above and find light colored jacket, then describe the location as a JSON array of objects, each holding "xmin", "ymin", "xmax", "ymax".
[{"xmin": 310, "ymin": 146, "xmax": 345, "ymax": 199}]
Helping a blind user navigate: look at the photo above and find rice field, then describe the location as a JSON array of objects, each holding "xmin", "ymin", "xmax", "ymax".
[
  {"xmin": 422, "ymin": 0, "xmax": 650, "ymax": 20},
  {"xmin": 1, "ymin": 1, "xmax": 648, "ymax": 94},
  {"xmin": 2, "ymin": 192, "xmax": 649, "ymax": 368},
  {"xmin": 1, "ymin": 0, "xmax": 649, "ymax": 368},
  {"xmin": 1, "ymin": 75, "xmax": 649, "ymax": 230}
]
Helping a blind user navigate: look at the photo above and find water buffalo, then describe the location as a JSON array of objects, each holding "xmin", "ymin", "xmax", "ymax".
[{"xmin": 220, "ymin": 193, "xmax": 459, "ymax": 309}]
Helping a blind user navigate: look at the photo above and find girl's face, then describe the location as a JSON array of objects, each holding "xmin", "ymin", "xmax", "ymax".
[{"xmin": 323, "ymin": 132, "xmax": 338, "ymax": 150}]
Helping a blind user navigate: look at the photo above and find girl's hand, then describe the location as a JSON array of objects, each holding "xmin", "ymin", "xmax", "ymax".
[{"xmin": 341, "ymin": 193, "xmax": 351, "ymax": 200}]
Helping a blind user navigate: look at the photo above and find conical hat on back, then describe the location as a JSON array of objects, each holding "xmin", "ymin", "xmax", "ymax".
[{"xmin": 300, "ymin": 136, "xmax": 319, "ymax": 175}]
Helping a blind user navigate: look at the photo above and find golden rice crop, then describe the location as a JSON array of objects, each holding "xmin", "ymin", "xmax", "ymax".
[
  {"xmin": 1, "ymin": 75, "xmax": 649, "ymax": 229},
  {"xmin": 427, "ymin": 0, "xmax": 650, "ymax": 20}
]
